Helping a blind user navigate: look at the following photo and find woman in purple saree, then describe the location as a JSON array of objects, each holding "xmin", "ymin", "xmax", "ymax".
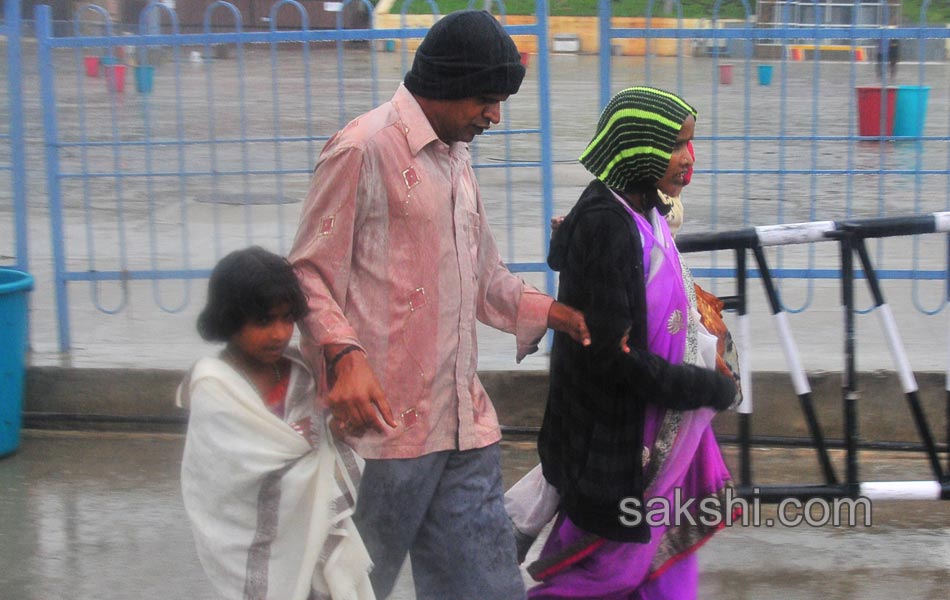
[{"xmin": 512, "ymin": 87, "xmax": 739, "ymax": 599}]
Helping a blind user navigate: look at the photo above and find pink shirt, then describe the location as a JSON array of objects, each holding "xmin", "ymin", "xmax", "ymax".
[{"xmin": 290, "ymin": 85, "xmax": 553, "ymax": 459}]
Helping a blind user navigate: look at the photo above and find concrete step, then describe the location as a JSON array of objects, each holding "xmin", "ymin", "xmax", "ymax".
[{"xmin": 24, "ymin": 367, "xmax": 949, "ymax": 450}]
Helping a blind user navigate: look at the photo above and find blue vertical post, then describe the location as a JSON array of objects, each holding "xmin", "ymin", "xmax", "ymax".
[
  {"xmin": 4, "ymin": 0, "xmax": 30, "ymax": 357},
  {"xmin": 36, "ymin": 5, "xmax": 71, "ymax": 350},
  {"xmin": 598, "ymin": 0, "xmax": 611, "ymax": 110},
  {"xmin": 334, "ymin": 5, "xmax": 346, "ymax": 127},
  {"xmin": 7, "ymin": 0, "xmax": 28, "ymax": 274},
  {"xmin": 536, "ymin": 0, "xmax": 554, "ymax": 298}
]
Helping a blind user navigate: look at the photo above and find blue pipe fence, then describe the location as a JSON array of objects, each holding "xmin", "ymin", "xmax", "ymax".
[
  {"xmin": 33, "ymin": 0, "xmax": 556, "ymax": 350},
  {"xmin": 0, "ymin": 0, "xmax": 947, "ymax": 356}
]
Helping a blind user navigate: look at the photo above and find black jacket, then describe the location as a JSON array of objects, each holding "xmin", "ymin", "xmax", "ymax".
[{"xmin": 537, "ymin": 180, "xmax": 735, "ymax": 542}]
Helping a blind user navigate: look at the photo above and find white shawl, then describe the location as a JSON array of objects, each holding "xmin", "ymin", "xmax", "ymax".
[{"xmin": 177, "ymin": 348, "xmax": 374, "ymax": 600}]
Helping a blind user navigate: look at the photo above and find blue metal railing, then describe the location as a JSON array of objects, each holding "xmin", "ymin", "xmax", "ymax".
[
  {"xmin": 9, "ymin": 0, "xmax": 950, "ymax": 352},
  {"xmin": 596, "ymin": 0, "xmax": 950, "ymax": 313},
  {"xmin": 35, "ymin": 0, "xmax": 554, "ymax": 350}
]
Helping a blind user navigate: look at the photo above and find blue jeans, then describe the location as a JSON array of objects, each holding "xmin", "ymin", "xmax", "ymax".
[{"xmin": 353, "ymin": 443, "xmax": 525, "ymax": 600}]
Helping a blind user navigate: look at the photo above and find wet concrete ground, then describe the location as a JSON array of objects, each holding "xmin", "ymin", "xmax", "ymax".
[{"xmin": 1, "ymin": 430, "xmax": 947, "ymax": 599}]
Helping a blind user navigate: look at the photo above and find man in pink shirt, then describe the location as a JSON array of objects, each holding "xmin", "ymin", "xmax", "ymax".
[{"xmin": 290, "ymin": 9, "xmax": 589, "ymax": 599}]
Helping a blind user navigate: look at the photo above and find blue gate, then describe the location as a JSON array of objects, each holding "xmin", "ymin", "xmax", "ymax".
[
  {"xmin": 18, "ymin": 0, "xmax": 950, "ymax": 362},
  {"xmin": 35, "ymin": 0, "xmax": 555, "ymax": 350}
]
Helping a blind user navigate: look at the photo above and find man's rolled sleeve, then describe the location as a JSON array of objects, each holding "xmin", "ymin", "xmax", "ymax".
[
  {"xmin": 515, "ymin": 287, "xmax": 554, "ymax": 363},
  {"xmin": 290, "ymin": 145, "xmax": 364, "ymax": 355},
  {"xmin": 471, "ymin": 202, "xmax": 555, "ymax": 363}
]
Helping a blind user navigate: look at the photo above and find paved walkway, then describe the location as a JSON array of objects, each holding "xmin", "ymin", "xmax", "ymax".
[{"xmin": 1, "ymin": 430, "xmax": 947, "ymax": 599}]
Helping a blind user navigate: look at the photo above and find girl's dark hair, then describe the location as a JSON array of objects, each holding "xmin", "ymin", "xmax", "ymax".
[{"xmin": 197, "ymin": 246, "xmax": 309, "ymax": 342}]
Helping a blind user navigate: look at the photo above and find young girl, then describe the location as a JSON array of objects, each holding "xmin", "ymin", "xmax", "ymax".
[{"xmin": 177, "ymin": 246, "xmax": 374, "ymax": 600}]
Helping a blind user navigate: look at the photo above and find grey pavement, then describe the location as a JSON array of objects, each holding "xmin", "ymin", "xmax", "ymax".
[{"xmin": 6, "ymin": 366, "xmax": 950, "ymax": 599}]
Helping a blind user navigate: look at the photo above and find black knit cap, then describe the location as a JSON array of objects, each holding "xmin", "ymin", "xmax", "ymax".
[{"xmin": 404, "ymin": 10, "xmax": 525, "ymax": 100}]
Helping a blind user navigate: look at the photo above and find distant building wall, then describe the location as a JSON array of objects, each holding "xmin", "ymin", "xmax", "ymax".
[
  {"xmin": 373, "ymin": 14, "xmax": 701, "ymax": 56},
  {"xmin": 172, "ymin": 0, "xmax": 369, "ymax": 31},
  {"xmin": 756, "ymin": 0, "xmax": 902, "ymax": 28},
  {"xmin": 60, "ymin": 1, "xmax": 371, "ymax": 31}
]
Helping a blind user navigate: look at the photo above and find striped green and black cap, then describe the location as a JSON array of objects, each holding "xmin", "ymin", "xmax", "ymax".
[{"xmin": 579, "ymin": 86, "xmax": 697, "ymax": 193}]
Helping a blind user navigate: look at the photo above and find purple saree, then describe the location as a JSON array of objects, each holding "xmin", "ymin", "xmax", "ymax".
[{"xmin": 527, "ymin": 207, "xmax": 734, "ymax": 600}]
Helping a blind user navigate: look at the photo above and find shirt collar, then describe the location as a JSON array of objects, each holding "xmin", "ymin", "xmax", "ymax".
[{"xmin": 392, "ymin": 84, "xmax": 463, "ymax": 157}]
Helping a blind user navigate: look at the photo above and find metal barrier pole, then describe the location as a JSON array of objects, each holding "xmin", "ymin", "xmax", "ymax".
[
  {"xmin": 753, "ymin": 245, "xmax": 838, "ymax": 484},
  {"xmin": 735, "ymin": 247, "xmax": 752, "ymax": 487},
  {"xmin": 838, "ymin": 228, "xmax": 860, "ymax": 497},
  {"xmin": 854, "ymin": 237, "xmax": 945, "ymax": 481}
]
